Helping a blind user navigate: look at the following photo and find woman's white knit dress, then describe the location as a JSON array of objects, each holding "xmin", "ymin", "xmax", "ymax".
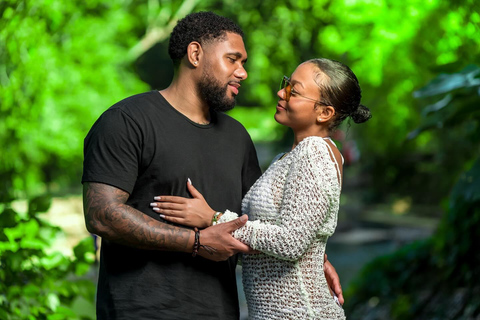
[{"xmin": 219, "ymin": 136, "xmax": 346, "ymax": 319}]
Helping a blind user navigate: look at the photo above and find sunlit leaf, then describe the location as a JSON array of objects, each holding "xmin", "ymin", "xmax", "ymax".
[{"xmin": 40, "ymin": 252, "xmax": 67, "ymax": 269}]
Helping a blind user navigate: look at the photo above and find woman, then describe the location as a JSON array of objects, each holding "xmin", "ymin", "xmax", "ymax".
[{"xmin": 151, "ymin": 58, "xmax": 371, "ymax": 319}]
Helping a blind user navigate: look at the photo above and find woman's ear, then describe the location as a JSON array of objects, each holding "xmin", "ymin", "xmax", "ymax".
[
  {"xmin": 317, "ymin": 105, "xmax": 336, "ymax": 123},
  {"xmin": 186, "ymin": 41, "xmax": 202, "ymax": 67}
]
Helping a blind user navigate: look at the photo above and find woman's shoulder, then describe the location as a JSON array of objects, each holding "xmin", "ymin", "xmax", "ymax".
[
  {"xmin": 295, "ymin": 136, "xmax": 329, "ymax": 156},
  {"xmin": 294, "ymin": 136, "xmax": 343, "ymax": 167}
]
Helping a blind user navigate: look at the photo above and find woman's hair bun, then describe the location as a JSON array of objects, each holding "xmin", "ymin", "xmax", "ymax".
[{"xmin": 351, "ymin": 104, "xmax": 372, "ymax": 124}]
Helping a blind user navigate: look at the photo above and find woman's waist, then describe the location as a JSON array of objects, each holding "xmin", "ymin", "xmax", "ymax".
[{"xmin": 241, "ymin": 253, "xmax": 327, "ymax": 276}]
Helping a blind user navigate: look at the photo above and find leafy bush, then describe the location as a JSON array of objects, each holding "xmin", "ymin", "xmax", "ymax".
[{"xmin": 0, "ymin": 195, "xmax": 96, "ymax": 320}]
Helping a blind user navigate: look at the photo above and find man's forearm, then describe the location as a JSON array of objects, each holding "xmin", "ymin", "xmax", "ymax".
[{"xmin": 83, "ymin": 182, "xmax": 193, "ymax": 252}]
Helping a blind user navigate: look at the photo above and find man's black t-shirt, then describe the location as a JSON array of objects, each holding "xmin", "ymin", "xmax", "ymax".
[{"xmin": 82, "ymin": 91, "xmax": 261, "ymax": 319}]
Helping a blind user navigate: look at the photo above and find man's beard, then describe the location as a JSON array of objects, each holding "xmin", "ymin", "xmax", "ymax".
[{"xmin": 197, "ymin": 69, "xmax": 236, "ymax": 112}]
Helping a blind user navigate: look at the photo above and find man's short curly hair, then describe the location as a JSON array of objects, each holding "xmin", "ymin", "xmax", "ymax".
[{"xmin": 168, "ymin": 11, "xmax": 244, "ymax": 67}]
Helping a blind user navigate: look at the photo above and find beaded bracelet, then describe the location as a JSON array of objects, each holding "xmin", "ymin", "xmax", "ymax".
[
  {"xmin": 192, "ymin": 227, "xmax": 200, "ymax": 257},
  {"xmin": 211, "ymin": 212, "xmax": 222, "ymax": 226}
]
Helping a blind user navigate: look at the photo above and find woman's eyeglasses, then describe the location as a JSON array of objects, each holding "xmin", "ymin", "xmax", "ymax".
[{"xmin": 280, "ymin": 76, "xmax": 326, "ymax": 105}]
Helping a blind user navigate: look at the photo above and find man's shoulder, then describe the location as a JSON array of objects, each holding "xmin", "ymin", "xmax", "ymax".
[
  {"xmin": 215, "ymin": 112, "xmax": 255, "ymax": 143},
  {"xmin": 100, "ymin": 91, "xmax": 169, "ymax": 125},
  {"xmin": 215, "ymin": 111, "xmax": 248, "ymax": 131},
  {"xmin": 108, "ymin": 91, "xmax": 161, "ymax": 112}
]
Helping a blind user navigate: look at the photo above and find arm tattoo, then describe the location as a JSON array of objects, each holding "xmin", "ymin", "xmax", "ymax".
[{"xmin": 83, "ymin": 182, "xmax": 192, "ymax": 252}]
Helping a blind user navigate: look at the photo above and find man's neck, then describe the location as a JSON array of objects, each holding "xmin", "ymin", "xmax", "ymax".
[{"xmin": 160, "ymin": 82, "xmax": 211, "ymax": 124}]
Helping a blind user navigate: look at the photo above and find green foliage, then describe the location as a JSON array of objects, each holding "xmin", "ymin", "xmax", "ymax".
[
  {"xmin": 0, "ymin": 0, "xmax": 149, "ymax": 199},
  {"xmin": 343, "ymin": 65, "xmax": 480, "ymax": 319},
  {"xmin": 409, "ymin": 64, "xmax": 480, "ymax": 141},
  {"xmin": 402, "ymin": 64, "xmax": 480, "ymax": 204},
  {"xmin": 0, "ymin": 196, "xmax": 96, "ymax": 319}
]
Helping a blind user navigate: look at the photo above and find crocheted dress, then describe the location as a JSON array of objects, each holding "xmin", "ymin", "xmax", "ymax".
[{"xmin": 219, "ymin": 136, "xmax": 346, "ymax": 319}]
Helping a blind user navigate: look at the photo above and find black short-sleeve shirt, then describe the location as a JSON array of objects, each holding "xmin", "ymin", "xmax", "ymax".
[{"xmin": 82, "ymin": 91, "xmax": 261, "ymax": 319}]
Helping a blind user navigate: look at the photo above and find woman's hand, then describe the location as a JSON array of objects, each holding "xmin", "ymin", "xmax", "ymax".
[
  {"xmin": 150, "ymin": 179, "xmax": 216, "ymax": 228},
  {"xmin": 324, "ymin": 254, "xmax": 344, "ymax": 305}
]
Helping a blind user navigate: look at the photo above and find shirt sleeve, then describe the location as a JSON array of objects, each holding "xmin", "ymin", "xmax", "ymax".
[
  {"xmin": 221, "ymin": 139, "xmax": 338, "ymax": 261},
  {"xmin": 82, "ymin": 108, "xmax": 143, "ymax": 194}
]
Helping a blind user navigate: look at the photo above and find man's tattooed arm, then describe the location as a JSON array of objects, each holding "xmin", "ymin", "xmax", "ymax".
[{"xmin": 83, "ymin": 182, "xmax": 193, "ymax": 252}]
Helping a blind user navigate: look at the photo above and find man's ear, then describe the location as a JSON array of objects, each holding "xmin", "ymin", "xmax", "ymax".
[{"xmin": 187, "ymin": 41, "xmax": 202, "ymax": 67}]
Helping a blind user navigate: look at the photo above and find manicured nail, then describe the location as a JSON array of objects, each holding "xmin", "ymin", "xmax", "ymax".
[
  {"xmin": 334, "ymin": 295, "xmax": 341, "ymax": 307},
  {"xmin": 159, "ymin": 214, "xmax": 165, "ymax": 219},
  {"xmin": 152, "ymin": 207, "xmax": 160, "ymax": 212},
  {"xmin": 154, "ymin": 196, "xmax": 161, "ymax": 200},
  {"xmin": 150, "ymin": 203, "xmax": 157, "ymax": 207},
  {"xmin": 187, "ymin": 178, "xmax": 192, "ymax": 185}
]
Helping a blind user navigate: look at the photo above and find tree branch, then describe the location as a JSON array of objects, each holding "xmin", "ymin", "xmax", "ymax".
[{"xmin": 127, "ymin": 0, "xmax": 200, "ymax": 62}]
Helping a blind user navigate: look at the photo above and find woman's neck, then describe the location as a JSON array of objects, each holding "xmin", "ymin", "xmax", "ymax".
[{"xmin": 292, "ymin": 129, "xmax": 330, "ymax": 150}]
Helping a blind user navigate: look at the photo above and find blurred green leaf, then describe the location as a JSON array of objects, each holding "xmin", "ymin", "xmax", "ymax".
[
  {"xmin": 451, "ymin": 158, "xmax": 480, "ymax": 205},
  {"xmin": 46, "ymin": 293, "xmax": 60, "ymax": 313},
  {"xmin": 408, "ymin": 65, "xmax": 480, "ymax": 139},
  {"xmin": 40, "ymin": 252, "xmax": 66, "ymax": 270},
  {"xmin": 73, "ymin": 237, "xmax": 96, "ymax": 264},
  {"xmin": 28, "ymin": 195, "xmax": 52, "ymax": 215},
  {"xmin": 413, "ymin": 65, "xmax": 480, "ymax": 98},
  {"xmin": 0, "ymin": 207, "xmax": 17, "ymax": 228},
  {"xmin": 20, "ymin": 238, "xmax": 48, "ymax": 250}
]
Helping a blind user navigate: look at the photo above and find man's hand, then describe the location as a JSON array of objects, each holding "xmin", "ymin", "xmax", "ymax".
[
  {"xmin": 197, "ymin": 215, "xmax": 254, "ymax": 261},
  {"xmin": 324, "ymin": 254, "xmax": 344, "ymax": 305}
]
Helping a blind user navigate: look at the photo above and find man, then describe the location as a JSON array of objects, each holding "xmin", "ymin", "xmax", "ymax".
[{"xmin": 82, "ymin": 11, "xmax": 342, "ymax": 319}]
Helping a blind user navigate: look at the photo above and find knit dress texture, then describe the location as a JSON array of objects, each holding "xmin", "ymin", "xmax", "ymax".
[{"xmin": 219, "ymin": 136, "xmax": 346, "ymax": 319}]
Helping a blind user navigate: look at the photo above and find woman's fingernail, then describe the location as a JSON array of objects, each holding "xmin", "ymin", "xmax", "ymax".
[
  {"xmin": 150, "ymin": 203, "xmax": 157, "ymax": 207},
  {"xmin": 153, "ymin": 207, "xmax": 160, "ymax": 212},
  {"xmin": 154, "ymin": 196, "xmax": 161, "ymax": 200},
  {"xmin": 159, "ymin": 214, "xmax": 165, "ymax": 219},
  {"xmin": 187, "ymin": 178, "xmax": 192, "ymax": 185}
]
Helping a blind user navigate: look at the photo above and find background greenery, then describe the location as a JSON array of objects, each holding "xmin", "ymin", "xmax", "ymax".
[{"xmin": 1, "ymin": 0, "xmax": 479, "ymax": 319}]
